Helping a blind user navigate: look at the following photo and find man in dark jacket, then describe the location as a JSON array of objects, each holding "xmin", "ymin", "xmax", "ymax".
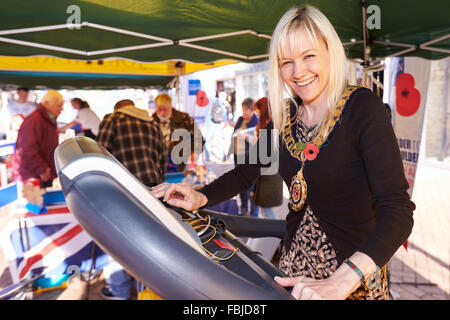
[
  {"xmin": 152, "ymin": 93, "xmax": 204, "ymax": 172},
  {"xmin": 12, "ymin": 90, "xmax": 64, "ymax": 188}
]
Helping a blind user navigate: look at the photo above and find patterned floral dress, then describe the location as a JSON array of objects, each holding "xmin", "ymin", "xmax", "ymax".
[{"xmin": 278, "ymin": 116, "xmax": 389, "ymax": 300}]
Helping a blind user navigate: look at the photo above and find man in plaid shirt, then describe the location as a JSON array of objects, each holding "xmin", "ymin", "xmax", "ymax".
[
  {"xmin": 96, "ymin": 99, "xmax": 168, "ymax": 300},
  {"xmin": 97, "ymin": 99, "xmax": 168, "ymax": 187}
]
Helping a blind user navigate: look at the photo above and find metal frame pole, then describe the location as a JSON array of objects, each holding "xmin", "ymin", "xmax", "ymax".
[{"xmin": 439, "ymin": 58, "xmax": 449, "ymax": 160}]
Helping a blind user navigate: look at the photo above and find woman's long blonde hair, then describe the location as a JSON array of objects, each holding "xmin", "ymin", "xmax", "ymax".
[{"xmin": 268, "ymin": 5, "xmax": 348, "ymax": 149}]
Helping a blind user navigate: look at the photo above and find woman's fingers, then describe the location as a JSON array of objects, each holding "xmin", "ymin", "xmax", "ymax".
[
  {"xmin": 166, "ymin": 197, "xmax": 195, "ymax": 211},
  {"xmin": 151, "ymin": 183, "xmax": 185, "ymax": 201},
  {"xmin": 274, "ymin": 276, "xmax": 304, "ymax": 287},
  {"xmin": 151, "ymin": 182, "xmax": 170, "ymax": 198},
  {"xmin": 291, "ymin": 282, "xmax": 306, "ymax": 299},
  {"xmin": 162, "ymin": 183, "xmax": 191, "ymax": 202},
  {"xmin": 292, "ymin": 282, "xmax": 323, "ymax": 300},
  {"xmin": 310, "ymin": 290, "xmax": 323, "ymax": 300},
  {"xmin": 151, "ymin": 182, "xmax": 207, "ymax": 211},
  {"xmin": 296, "ymin": 281, "xmax": 325, "ymax": 300},
  {"xmin": 275, "ymin": 276, "xmax": 325, "ymax": 300}
]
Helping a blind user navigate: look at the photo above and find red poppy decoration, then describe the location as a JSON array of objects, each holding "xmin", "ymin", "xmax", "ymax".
[
  {"xmin": 395, "ymin": 73, "xmax": 421, "ymax": 117},
  {"xmin": 303, "ymin": 143, "xmax": 319, "ymax": 161},
  {"xmin": 196, "ymin": 90, "xmax": 209, "ymax": 107}
]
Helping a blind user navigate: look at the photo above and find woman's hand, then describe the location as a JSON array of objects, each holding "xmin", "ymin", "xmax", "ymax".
[
  {"xmin": 275, "ymin": 252, "xmax": 376, "ymax": 300},
  {"xmin": 151, "ymin": 182, "xmax": 208, "ymax": 211},
  {"xmin": 275, "ymin": 276, "xmax": 339, "ymax": 300}
]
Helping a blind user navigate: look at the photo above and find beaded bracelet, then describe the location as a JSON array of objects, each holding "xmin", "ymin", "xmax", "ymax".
[{"xmin": 344, "ymin": 259, "xmax": 366, "ymax": 287}]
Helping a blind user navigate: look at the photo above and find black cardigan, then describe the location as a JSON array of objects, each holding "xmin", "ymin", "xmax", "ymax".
[{"xmin": 199, "ymin": 87, "xmax": 415, "ymax": 267}]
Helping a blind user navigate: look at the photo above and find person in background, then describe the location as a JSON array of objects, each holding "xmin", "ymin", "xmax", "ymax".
[
  {"xmin": 250, "ymin": 97, "xmax": 283, "ymax": 219},
  {"xmin": 97, "ymin": 99, "xmax": 167, "ymax": 189},
  {"xmin": 12, "ymin": 90, "xmax": 64, "ymax": 190},
  {"xmin": 228, "ymin": 97, "xmax": 259, "ymax": 217},
  {"xmin": 152, "ymin": 5, "xmax": 414, "ymax": 300},
  {"xmin": 152, "ymin": 93, "xmax": 204, "ymax": 172},
  {"xmin": 96, "ymin": 98, "xmax": 167, "ymax": 300},
  {"xmin": 59, "ymin": 98, "xmax": 101, "ymax": 139},
  {"xmin": 203, "ymin": 96, "xmax": 228, "ymax": 163},
  {"xmin": 218, "ymin": 91, "xmax": 233, "ymax": 122},
  {"xmin": 246, "ymin": 97, "xmax": 285, "ymax": 261},
  {"xmin": 3, "ymin": 87, "xmax": 36, "ymax": 137},
  {"xmin": 6, "ymin": 87, "xmax": 36, "ymax": 120}
]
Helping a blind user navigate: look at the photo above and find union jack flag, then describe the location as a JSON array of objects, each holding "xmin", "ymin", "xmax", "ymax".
[{"xmin": 0, "ymin": 203, "xmax": 109, "ymax": 283}]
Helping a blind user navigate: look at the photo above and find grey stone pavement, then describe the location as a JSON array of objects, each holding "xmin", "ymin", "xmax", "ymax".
[
  {"xmin": 0, "ymin": 156, "xmax": 448, "ymax": 300},
  {"xmin": 385, "ymin": 158, "xmax": 450, "ymax": 300}
]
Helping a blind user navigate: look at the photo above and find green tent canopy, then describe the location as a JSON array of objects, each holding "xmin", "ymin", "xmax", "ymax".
[
  {"xmin": 0, "ymin": 0, "xmax": 448, "ymax": 88},
  {"xmin": 1, "ymin": 0, "xmax": 448, "ymax": 62}
]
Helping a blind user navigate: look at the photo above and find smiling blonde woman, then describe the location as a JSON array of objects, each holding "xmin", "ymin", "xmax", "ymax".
[{"xmin": 152, "ymin": 5, "xmax": 414, "ymax": 300}]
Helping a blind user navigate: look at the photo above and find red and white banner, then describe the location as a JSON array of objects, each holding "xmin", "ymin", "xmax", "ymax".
[{"xmin": 386, "ymin": 57, "xmax": 431, "ymax": 197}]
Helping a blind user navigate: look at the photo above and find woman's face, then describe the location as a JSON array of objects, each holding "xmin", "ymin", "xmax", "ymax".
[{"xmin": 279, "ymin": 32, "xmax": 330, "ymax": 106}]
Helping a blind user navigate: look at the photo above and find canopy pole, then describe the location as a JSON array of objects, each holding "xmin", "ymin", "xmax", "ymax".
[
  {"xmin": 372, "ymin": 47, "xmax": 416, "ymax": 66},
  {"xmin": 439, "ymin": 59, "xmax": 449, "ymax": 160},
  {"xmin": 342, "ymin": 40, "xmax": 364, "ymax": 46},
  {"xmin": 248, "ymin": 54, "xmax": 269, "ymax": 60},
  {"xmin": 0, "ymin": 36, "xmax": 87, "ymax": 55},
  {"xmin": 85, "ymin": 22, "xmax": 172, "ymax": 42},
  {"xmin": 372, "ymin": 40, "xmax": 416, "ymax": 49},
  {"xmin": 420, "ymin": 34, "xmax": 450, "ymax": 49},
  {"xmin": 175, "ymin": 61, "xmax": 184, "ymax": 111},
  {"xmin": 181, "ymin": 30, "xmax": 257, "ymax": 43},
  {"xmin": 420, "ymin": 46, "xmax": 450, "ymax": 54},
  {"xmin": 178, "ymin": 42, "xmax": 248, "ymax": 60},
  {"xmin": 361, "ymin": 0, "xmax": 370, "ymax": 67},
  {"xmin": 180, "ymin": 30, "xmax": 271, "ymax": 43},
  {"xmin": 87, "ymin": 42, "xmax": 173, "ymax": 56},
  {"xmin": 372, "ymin": 75, "xmax": 383, "ymax": 90},
  {"xmin": 0, "ymin": 24, "xmax": 77, "ymax": 35}
]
